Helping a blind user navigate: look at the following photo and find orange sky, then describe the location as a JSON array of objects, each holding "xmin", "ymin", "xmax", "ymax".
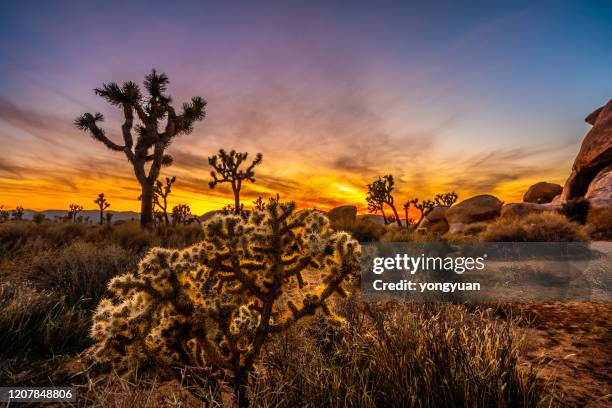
[{"xmin": 1, "ymin": 2, "xmax": 608, "ymax": 215}]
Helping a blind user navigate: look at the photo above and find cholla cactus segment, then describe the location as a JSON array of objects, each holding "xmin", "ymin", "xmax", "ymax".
[{"xmin": 90, "ymin": 200, "xmax": 361, "ymax": 404}]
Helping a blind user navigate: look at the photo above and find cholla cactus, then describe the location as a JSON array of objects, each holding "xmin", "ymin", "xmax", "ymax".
[{"xmin": 90, "ymin": 200, "xmax": 360, "ymax": 407}]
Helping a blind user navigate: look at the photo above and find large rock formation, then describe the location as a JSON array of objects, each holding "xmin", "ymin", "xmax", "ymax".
[
  {"xmin": 560, "ymin": 99, "xmax": 612, "ymax": 201},
  {"xmin": 500, "ymin": 202, "xmax": 558, "ymax": 219},
  {"xmin": 523, "ymin": 182, "xmax": 562, "ymax": 204},
  {"xmin": 327, "ymin": 205, "xmax": 357, "ymax": 225},
  {"xmin": 419, "ymin": 206, "xmax": 449, "ymax": 233},
  {"xmin": 445, "ymin": 194, "xmax": 503, "ymax": 233},
  {"xmin": 585, "ymin": 164, "xmax": 612, "ymax": 206}
]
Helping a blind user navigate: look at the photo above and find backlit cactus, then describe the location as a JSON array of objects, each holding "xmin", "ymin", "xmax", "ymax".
[{"xmin": 90, "ymin": 200, "xmax": 361, "ymax": 407}]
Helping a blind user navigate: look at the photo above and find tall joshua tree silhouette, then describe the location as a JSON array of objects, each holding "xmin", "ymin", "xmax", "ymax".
[
  {"xmin": 367, "ymin": 175, "xmax": 402, "ymax": 228},
  {"xmin": 75, "ymin": 69, "xmax": 206, "ymax": 227},
  {"xmin": 208, "ymin": 149, "xmax": 262, "ymax": 215},
  {"xmin": 94, "ymin": 193, "xmax": 110, "ymax": 225}
]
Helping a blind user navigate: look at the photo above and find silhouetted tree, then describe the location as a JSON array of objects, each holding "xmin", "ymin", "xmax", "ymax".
[
  {"xmin": 366, "ymin": 175, "xmax": 402, "ymax": 228},
  {"xmin": 208, "ymin": 149, "xmax": 262, "ymax": 215},
  {"xmin": 402, "ymin": 201, "xmax": 417, "ymax": 227},
  {"xmin": 68, "ymin": 204, "xmax": 84, "ymax": 223},
  {"xmin": 153, "ymin": 176, "xmax": 176, "ymax": 225},
  {"xmin": 253, "ymin": 196, "xmax": 266, "ymax": 211},
  {"xmin": 0, "ymin": 206, "xmax": 9, "ymax": 223},
  {"xmin": 410, "ymin": 198, "xmax": 435, "ymax": 226},
  {"xmin": 33, "ymin": 213, "xmax": 46, "ymax": 224},
  {"xmin": 11, "ymin": 206, "xmax": 24, "ymax": 221},
  {"xmin": 105, "ymin": 212, "xmax": 114, "ymax": 224},
  {"xmin": 94, "ymin": 193, "xmax": 111, "ymax": 225},
  {"xmin": 75, "ymin": 69, "xmax": 206, "ymax": 227},
  {"xmin": 171, "ymin": 203, "xmax": 191, "ymax": 225},
  {"xmin": 434, "ymin": 191, "xmax": 458, "ymax": 207}
]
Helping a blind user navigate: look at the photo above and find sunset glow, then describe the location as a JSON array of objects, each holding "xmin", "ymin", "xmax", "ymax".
[{"xmin": 1, "ymin": 1, "xmax": 611, "ymax": 215}]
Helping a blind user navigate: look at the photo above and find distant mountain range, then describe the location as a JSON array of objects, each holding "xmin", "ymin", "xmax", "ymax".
[{"xmin": 21, "ymin": 209, "xmax": 140, "ymax": 222}]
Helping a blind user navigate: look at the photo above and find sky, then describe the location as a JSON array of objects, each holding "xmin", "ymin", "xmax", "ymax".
[{"xmin": 1, "ymin": 0, "xmax": 611, "ymax": 214}]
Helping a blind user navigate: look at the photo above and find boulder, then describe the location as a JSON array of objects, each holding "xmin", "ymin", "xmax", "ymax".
[
  {"xmin": 585, "ymin": 164, "xmax": 612, "ymax": 207},
  {"xmin": 560, "ymin": 99, "xmax": 612, "ymax": 200},
  {"xmin": 500, "ymin": 202, "xmax": 557, "ymax": 219},
  {"xmin": 523, "ymin": 182, "xmax": 562, "ymax": 204},
  {"xmin": 327, "ymin": 205, "xmax": 357, "ymax": 225},
  {"xmin": 199, "ymin": 210, "xmax": 224, "ymax": 223},
  {"xmin": 419, "ymin": 206, "xmax": 449, "ymax": 233},
  {"xmin": 445, "ymin": 195, "xmax": 503, "ymax": 233}
]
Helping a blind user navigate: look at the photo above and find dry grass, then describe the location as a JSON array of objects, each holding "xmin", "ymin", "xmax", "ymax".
[
  {"xmin": 586, "ymin": 206, "xmax": 612, "ymax": 240},
  {"xmin": 481, "ymin": 212, "xmax": 589, "ymax": 242}
]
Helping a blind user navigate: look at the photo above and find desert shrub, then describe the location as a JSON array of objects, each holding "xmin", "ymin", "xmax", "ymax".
[
  {"xmin": 252, "ymin": 301, "xmax": 546, "ymax": 407},
  {"xmin": 30, "ymin": 241, "xmax": 135, "ymax": 307},
  {"xmin": 0, "ymin": 282, "xmax": 91, "ymax": 359},
  {"xmin": 0, "ymin": 221, "xmax": 34, "ymax": 258},
  {"xmin": 481, "ymin": 212, "xmax": 588, "ymax": 242},
  {"xmin": 90, "ymin": 202, "xmax": 360, "ymax": 407},
  {"xmin": 586, "ymin": 206, "xmax": 612, "ymax": 240},
  {"xmin": 560, "ymin": 197, "xmax": 590, "ymax": 224},
  {"xmin": 332, "ymin": 218, "xmax": 387, "ymax": 242}
]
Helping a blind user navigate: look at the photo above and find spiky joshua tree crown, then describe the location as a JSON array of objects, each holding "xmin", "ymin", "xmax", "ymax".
[{"xmin": 90, "ymin": 200, "xmax": 361, "ymax": 405}]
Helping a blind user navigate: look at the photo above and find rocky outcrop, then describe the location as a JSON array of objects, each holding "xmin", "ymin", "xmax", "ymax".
[
  {"xmin": 327, "ymin": 205, "xmax": 357, "ymax": 225},
  {"xmin": 560, "ymin": 99, "xmax": 612, "ymax": 201},
  {"xmin": 585, "ymin": 164, "xmax": 612, "ymax": 207},
  {"xmin": 523, "ymin": 182, "xmax": 562, "ymax": 204},
  {"xmin": 419, "ymin": 206, "xmax": 449, "ymax": 233},
  {"xmin": 445, "ymin": 195, "xmax": 503, "ymax": 233},
  {"xmin": 500, "ymin": 202, "xmax": 558, "ymax": 219}
]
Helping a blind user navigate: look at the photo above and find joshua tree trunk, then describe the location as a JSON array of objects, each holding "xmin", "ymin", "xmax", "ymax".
[
  {"xmin": 232, "ymin": 180, "xmax": 241, "ymax": 215},
  {"xmin": 380, "ymin": 206, "xmax": 388, "ymax": 224},
  {"xmin": 140, "ymin": 181, "xmax": 154, "ymax": 228},
  {"xmin": 99, "ymin": 209, "xmax": 104, "ymax": 225},
  {"xmin": 404, "ymin": 206, "xmax": 409, "ymax": 228},
  {"xmin": 390, "ymin": 204, "xmax": 403, "ymax": 228}
]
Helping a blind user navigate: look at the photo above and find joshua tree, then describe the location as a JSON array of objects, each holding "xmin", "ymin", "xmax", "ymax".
[
  {"xmin": 208, "ymin": 149, "xmax": 262, "ymax": 215},
  {"xmin": 171, "ymin": 203, "xmax": 191, "ymax": 225},
  {"xmin": 434, "ymin": 191, "xmax": 458, "ymax": 207},
  {"xmin": 68, "ymin": 204, "xmax": 84, "ymax": 223},
  {"xmin": 410, "ymin": 198, "xmax": 435, "ymax": 226},
  {"xmin": 75, "ymin": 69, "xmax": 206, "ymax": 227},
  {"xmin": 105, "ymin": 212, "xmax": 114, "ymax": 225},
  {"xmin": 152, "ymin": 176, "xmax": 176, "ymax": 225},
  {"xmin": 0, "ymin": 206, "xmax": 10, "ymax": 223},
  {"xmin": 366, "ymin": 175, "xmax": 402, "ymax": 228},
  {"xmin": 253, "ymin": 196, "xmax": 266, "ymax": 211},
  {"xmin": 11, "ymin": 206, "xmax": 24, "ymax": 221},
  {"xmin": 402, "ymin": 201, "xmax": 417, "ymax": 227},
  {"xmin": 91, "ymin": 201, "xmax": 360, "ymax": 407},
  {"xmin": 94, "ymin": 193, "xmax": 111, "ymax": 225}
]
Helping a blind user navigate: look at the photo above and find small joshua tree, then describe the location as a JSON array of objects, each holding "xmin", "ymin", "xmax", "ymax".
[
  {"xmin": 75, "ymin": 69, "xmax": 206, "ymax": 227},
  {"xmin": 90, "ymin": 201, "xmax": 360, "ymax": 407},
  {"xmin": 105, "ymin": 212, "xmax": 114, "ymax": 225},
  {"xmin": 0, "ymin": 206, "xmax": 9, "ymax": 223},
  {"xmin": 366, "ymin": 175, "xmax": 402, "ymax": 228},
  {"xmin": 11, "ymin": 206, "xmax": 25, "ymax": 221},
  {"xmin": 434, "ymin": 191, "xmax": 458, "ymax": 207},
  {"xmin": 253, "ymin": 196, "xmax": 266, "ymax": 211},
  {"xmin": 208, "ymin": 149, "xmax": 263, "ymax": 215},
  {"xmin": 68, "ymin": 204, "xmax": 84, "ymax": 223},
  {"xmin": 33, "ymin": 213, "xmax": 46, "ymax": 224},
  {"xmin": 152, "ymin": 176, "xmax": 176, "ymax": 225},
  {"xmin": 171, "ymin": 203, "xmax": 191, "ymax": 225},
  {"xmin": 94, "ymin": 193, "xmax": 111, "ymax": 225},
  {"xmin": 410, "ymin": 198, "xmax": 435, "ymax": 226}
]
